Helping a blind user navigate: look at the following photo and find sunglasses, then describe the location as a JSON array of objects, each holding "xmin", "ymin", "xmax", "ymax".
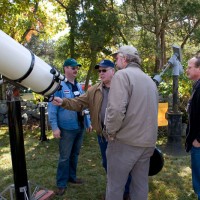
[{"xmin": 98, "ymin": 68, "xmax": 112, "ymax": 73}]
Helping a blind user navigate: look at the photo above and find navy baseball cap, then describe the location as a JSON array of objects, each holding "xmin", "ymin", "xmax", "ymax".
[
  {"xmin": 95, "ymin": 59, "xmax": 115, "ymax": 69},
  {"xmin": 63, "ymin": 58, "xmax": 82, "ymax": 67}
]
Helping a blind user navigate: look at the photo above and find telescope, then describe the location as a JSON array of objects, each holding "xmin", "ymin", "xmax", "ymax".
[
  {"xmin": 0, "ymin": 30, "xmax": 66, "ymax": 97},
  {"xmin": 0, "ymin": 30, "xmax": 67, "ymax": 200},
  {"xmin": 153, "ymin": 45, "xmax": 183, "ymax": 86}
]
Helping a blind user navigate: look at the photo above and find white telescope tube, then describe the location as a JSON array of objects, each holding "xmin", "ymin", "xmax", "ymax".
[{"xmin": 0, "ymin": 30, "xmax": 61, "ymax": 96}]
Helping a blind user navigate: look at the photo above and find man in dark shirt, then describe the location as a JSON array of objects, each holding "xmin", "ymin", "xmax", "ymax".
[{"xmin": 185, "ymin": 56, "xmax": 200, "ymax": 200}]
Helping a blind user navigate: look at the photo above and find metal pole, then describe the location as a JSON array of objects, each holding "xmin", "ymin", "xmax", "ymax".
[
  {"xmin": 172, "ymin": 75, "xmax": 179, "ymax": 113},
  {"xmin": 167, "ymin": 75, "xmax": 183, "ymax": 151},
  {"xmin": 153, "ymin": 45, "xmax": 184, "ymax": 154},
  {"xmin": 39, "ymin": 102, "xmax": 47, "ymax": 141},
  {"xmin": 7, "ymin": 86, "xmax": 29, "ymax": 200}
]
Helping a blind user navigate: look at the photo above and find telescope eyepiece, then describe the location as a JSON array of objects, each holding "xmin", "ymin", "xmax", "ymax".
[{"xmin": 50, "ymin": 68, "xmax": 57, "ymax": 75}]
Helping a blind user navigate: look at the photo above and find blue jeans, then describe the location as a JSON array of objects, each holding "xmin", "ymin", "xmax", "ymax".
[
  {"xmin": 97, "ymin": 135, "xmax": 131, "ymax": 195},
  {"xmin": 56, "ymin": 128, "xmax": 84, "ymax": 188},
  {"xmin": 191, "ymin": 146, "xmax": 200, "ymax": 199}
]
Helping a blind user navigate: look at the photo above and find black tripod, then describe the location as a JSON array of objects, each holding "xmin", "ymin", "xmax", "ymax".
[{"xmin": 0, "ymin": 85, "xmax": 51, "ymax": 200}]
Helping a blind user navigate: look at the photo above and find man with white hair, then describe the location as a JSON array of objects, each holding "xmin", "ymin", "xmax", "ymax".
[{"xmin": 104, "ymin": 45, "xmax": 158, "ymax": 200}]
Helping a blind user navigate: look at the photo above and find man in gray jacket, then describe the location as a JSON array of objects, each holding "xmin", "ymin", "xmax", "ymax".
[{"xmin": 104, "ymin": 45, "xmax": 158, "ymax": 200}]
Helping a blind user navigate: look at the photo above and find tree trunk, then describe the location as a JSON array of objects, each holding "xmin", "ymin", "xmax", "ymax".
[
  {"xmin": 84, "ymin": 51, "xmax": 97, "ymax": 91},
  {"xmin": 160, "ymin": 28, "xmax": 166, "ymax": 68}
]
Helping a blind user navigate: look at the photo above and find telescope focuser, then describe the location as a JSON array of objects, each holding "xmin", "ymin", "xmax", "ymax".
[{"xmin": 50, "ymin": 67, "xmax": 67, "ymax": 82}]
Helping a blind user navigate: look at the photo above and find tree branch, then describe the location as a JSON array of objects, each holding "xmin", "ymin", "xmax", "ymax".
[
  {"xmin": 181, "ymin": 19, "xmax": 200, "ymax": 49},
  {"xmin": 54, "ymin": 0, "xmax": 67, "ymax": 10}
]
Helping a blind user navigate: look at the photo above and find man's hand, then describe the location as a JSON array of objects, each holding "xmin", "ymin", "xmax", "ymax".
[
  {"xmin": 102, "ymin": 126, "xmax": 116, "ymax": 141},
  {"xmin": 52, "ymin": 97, "xmax": 63, "ymax": 106},
  {"xmin": 193, "ymin": 139, "xmax": 200, "ymax": 148},
  {"xmin": 107, "ymin": 134, "xmax": 115, "ymax": 141},
  {"xmin": 86, "ymin": 125, "xmax": 93, "ymax": 133},
  {"xmin": 53, "ymin": 129, "xmax": 61, "ymax": 138}
]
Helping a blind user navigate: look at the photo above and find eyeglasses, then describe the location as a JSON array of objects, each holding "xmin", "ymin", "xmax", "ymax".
[
  {"xmin": 98, "ymin": 68, "xmax": 112, "ymax": 73},
  {"xmin": 69, "ymin": 66, "xmax": 79, "ymax": 70}
]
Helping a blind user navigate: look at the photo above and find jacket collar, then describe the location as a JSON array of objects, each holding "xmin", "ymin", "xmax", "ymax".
[
  {"xmin": 193, "ymin": 79, "xmax": 200, "ymax": 91},
  {"xmin": 97, "ymin": 81, "xmax": 103, "ymax": 91},
  {"xmin": 126, "ymin": 62, "xmax": 141, "ymax": 69}
]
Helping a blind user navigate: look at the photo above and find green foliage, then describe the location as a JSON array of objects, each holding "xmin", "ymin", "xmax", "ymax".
[
  {"xmin": 179, "ymin": 74, "xmax": 193, "ymax": 98},
  {"xmin": 25, "ymin": 35, "xmax": 56, "ymax": 65},
  {"xmin": 178, "ymin": 0, "xmax": 200, "ymax": 17},
  {"xmin": 53, "ymin": 34, "xmax": 71, "ymax": 70},
  {"xmin": 2, "ymin": 0, "xmax": 200, "ymax": 99},
  {"xmin": 0, "ymin": 0, "xmax": 65, "ymax": 42},
  {"xmin": 158, "ymin": 81, "xmax": 173, "ymax": 98},
  {"xmin": 158, "ymin": 72, "xmax": 192, "ymax": 99},
  {"xmin": 32, "ymin": 92, "xmax": 44, "ymax": 103},
  {"xmin": 191, "ymin": 28, "xmax": 200, "ymax": 45}
]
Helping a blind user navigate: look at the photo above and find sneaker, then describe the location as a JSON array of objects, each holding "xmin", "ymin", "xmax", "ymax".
[
  {"xmin": 69, "ymin": 178, "xmax": 84, "ymax": 185},
  {"xmin": 54, "ymin": 187, "xmax": 65, "ymax": 196}
]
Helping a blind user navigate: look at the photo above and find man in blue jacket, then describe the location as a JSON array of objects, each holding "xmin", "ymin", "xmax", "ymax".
[{"xmin": 48, "ymin": 58, "xmax": 90, "ymax": 196}]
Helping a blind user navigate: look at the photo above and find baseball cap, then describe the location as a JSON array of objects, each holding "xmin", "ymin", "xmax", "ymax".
[
  {"xmin": 95, "ymin": 59, "xmax": 115, "ymax": 69},
  {"xmin": 111, "ymin": 45, "xmax": 139, "ymax": 57},
  {"xmin": 63, "ymin": 58, "xmax": 82, "ymax": 67}
]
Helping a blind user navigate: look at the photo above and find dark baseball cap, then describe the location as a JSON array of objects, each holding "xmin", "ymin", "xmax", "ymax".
[
  {"xmin": 63, "ymin": 58, "xmax": 82, "ymax": 67},
  {"xmin": 95, "ymin": 59, "xmax": 115, "ymax": 69}
]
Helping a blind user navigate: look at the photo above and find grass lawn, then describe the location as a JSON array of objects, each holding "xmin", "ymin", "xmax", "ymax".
[{"xmin": 0, "ymin": 126, "xmax": 197, "ymax": 200}]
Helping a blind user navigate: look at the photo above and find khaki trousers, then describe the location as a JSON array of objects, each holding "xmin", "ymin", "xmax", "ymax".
[{"xmin": 106, "ymin": 140, "xmax": 154, "ymax": 200}]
